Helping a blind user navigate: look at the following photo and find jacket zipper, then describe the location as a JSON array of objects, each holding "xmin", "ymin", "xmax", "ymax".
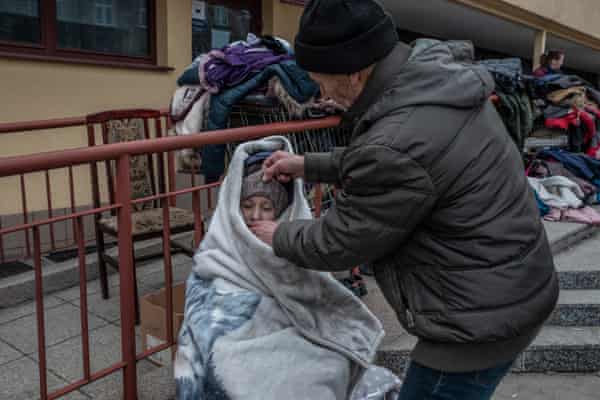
[
  {"xmin": 405, "ymin": 308, "xmax": 416, "ymax": 329},
  {"xmin": 398, "ymin": 276, "xmax": 416, "ymax": 330}
]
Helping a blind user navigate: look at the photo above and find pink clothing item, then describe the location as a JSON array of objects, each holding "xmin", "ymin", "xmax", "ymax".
[
  {"xmin": 533, "ymin": 67, "xmax": 550, "ymax": 77},
  {"xmin": 546, "ymin": 206, "xmax": 600, "ymax": 225},
  {"xmin": 544, "ymin": 208, "xmax": 562, "ymax": 222}
]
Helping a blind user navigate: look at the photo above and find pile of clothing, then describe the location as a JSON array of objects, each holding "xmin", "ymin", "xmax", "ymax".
[
  {"xmin": 171, "ymin": 34, "xmax": 336, "ymax": 183},
  {"xmin": 534, "ymin": 75, "xmax": 600, "ymax": 156},
  {"xmin": 479, "ymin": 60, "xmax": 600, "ymax": 156},
  {"xmin": 527, "ymin": 148, "xmax": 600, "ymax": 224},
  {"xmin": 479, "ymin": 58, "xmax": 533, "ymax": 150}
]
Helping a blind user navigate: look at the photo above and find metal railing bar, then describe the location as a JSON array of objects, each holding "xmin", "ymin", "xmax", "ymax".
[
  {"xmin": 75, "ymin": 216, "xmax": 92, "ymax": 380},
  {"xmin": 0, "ymin": 117, "xmax": 342, "ymax": 177},
  {"xmin": 46, "ymin": 362, "xmax": 127, "ymax": 400},
  {"xmin": 68, "ymin": 166, "xmax": 78, "ymax": 249},
  {"xmin": 130, "ymin": 181, "xmax": 221, "ymax": 205},
  {"xmin": 115, "ymin": 154, "xmax": 137, "ymax": 399},
  {"xmin": 33, "ymin": 226, "xmax": 48, "ymax": 400},
  {"xmin": 20, "ymin": 174, "xmax": 31, "ymax": 257},
  {"xmin": 161, "ymin": 199, "xmax": 174, "ymax": 345},
  {"xmin": 45, "ymin": 170, "xmax": 57, "ymax": 251},
  {"xmin": 0, "ymin": 217, "xmax": 5, "ymax": 264},
  {"xmin": 0, "ymin": 204, "xmax": 120, "ymax": 236},
  {"xmin": 0, "ymin": 109, "xmax": 169, "ymax": 134},
  {"xmin": 192, "ymin": 188, "xmax": 203, "ymax": 247}
]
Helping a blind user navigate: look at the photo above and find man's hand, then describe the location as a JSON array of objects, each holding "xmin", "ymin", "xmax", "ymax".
[
  {"xmin": 249, "ymin": 221, "xmax": 279, "ymax": 246},
  {"xmin": 262, "ymin": 151, "xmax": 304, "ymax": 183}
]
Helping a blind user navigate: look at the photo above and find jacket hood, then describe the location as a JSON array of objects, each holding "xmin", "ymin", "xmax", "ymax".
[{"xmin": 345, "ymin": 39, "xmax": 495, "ymax": 126}]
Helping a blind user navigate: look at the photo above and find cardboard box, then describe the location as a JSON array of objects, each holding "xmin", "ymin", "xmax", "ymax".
[{"xmin": 140, "ymin": 283, "xmax": 186, "ymax": 366}]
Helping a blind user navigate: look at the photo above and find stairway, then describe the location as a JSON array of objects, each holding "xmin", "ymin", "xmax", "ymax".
[{"xmin": 373, "ymin": 227, "xmax": 600, "ymax": 375}]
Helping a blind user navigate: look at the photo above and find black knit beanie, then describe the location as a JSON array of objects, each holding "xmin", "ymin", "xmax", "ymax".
[{"xmin": 295, "ymin": 0, "xmax": 399, "ymax": 74}]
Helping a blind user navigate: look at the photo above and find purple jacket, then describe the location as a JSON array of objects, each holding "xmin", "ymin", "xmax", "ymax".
[{"xmin": 202, "ymin": 43, "xmax": 292, "ymax": 92}]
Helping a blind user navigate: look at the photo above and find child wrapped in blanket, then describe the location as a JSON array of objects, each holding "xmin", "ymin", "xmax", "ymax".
[{"xmin": 175, "ymin": 137, "xmax": 401, "ymax": 400}]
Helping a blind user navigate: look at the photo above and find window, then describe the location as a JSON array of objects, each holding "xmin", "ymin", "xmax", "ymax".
[
  {"xmin": 192, "ymin": 1, "xmax": 262, "ymax": 59},
  {"xmin": 212, "ymin": 5, "xmax": 229, "ymax": 27},
  {"xmin": 137, "ymin": 5, "xmax": 147, "ymax": 28},
  {"xmin": 0, "ymin": 0, "xmax": 156, "ymax": 66},
  {"xmin": 95, "ymin": 0, "xmax": 114, "ymax": 27},
  {"xmin": 0, "ymin": 0, "xmax": 41, "ymax": 45},
  {"xmin": 56, "ymin": 0, "xmax": 65, "ymax": 19}
]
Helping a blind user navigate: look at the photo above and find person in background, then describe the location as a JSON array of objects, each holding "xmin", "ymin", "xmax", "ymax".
[{"xmin": 533, "ymin": 50, "xmax": 565, "ymax": 77}]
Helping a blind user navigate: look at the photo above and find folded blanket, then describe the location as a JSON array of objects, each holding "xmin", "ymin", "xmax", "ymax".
[
  {"xmin": 528, "ymin": 176, "xmax": 585, "ymax": 209},
  {"xmin": 175, "ymin": 136, "xmax": 400, "ymax": 400}
]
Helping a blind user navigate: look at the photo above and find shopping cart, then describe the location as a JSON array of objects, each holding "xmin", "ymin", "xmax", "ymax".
[{"xmin": 221, "ymin": 95, "xmax": 350, "ymax": 215}]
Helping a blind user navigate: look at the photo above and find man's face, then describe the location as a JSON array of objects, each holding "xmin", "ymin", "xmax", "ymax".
[{"xmin": 309, "ymin": 72, "xmax": 357, "ymax": 110}]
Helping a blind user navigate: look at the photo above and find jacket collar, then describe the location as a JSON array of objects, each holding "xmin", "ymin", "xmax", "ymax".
[{"xmin": 342, "ymin": 41, "xmax": 412, "ymax": 127}]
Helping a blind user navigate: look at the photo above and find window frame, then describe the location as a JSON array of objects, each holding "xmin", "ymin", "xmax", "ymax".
[
  {"xmin": 206, "ymin": 0, "xmax": 262, "ymax": 34},
  {"xmin": 0, "ymin": 0, "xmax": 158, "ymax": 67},
  {"xmin": 279, "ymin": 0, "xmax": 307, "ymax": 5}
]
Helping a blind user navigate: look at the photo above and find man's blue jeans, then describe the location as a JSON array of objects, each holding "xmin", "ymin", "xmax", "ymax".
[{"xmin": 398, "ymin": 360, "xmax": 513, "ymax": 400}]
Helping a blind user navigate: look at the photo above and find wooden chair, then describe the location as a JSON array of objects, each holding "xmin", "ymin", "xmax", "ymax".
[{"xmin": 86, "ymin": 109, "xmax": 196, "ymax": 322}]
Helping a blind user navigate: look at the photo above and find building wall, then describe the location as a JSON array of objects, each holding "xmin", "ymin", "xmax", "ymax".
[
  {"xmin": 0, "ymin": 0, "xmax": 191, "ymax": 214},
  {"xmin": 262, "ymin": 0, "xmax": 303, "ymax": 43},
  {"xmin": 503, "ymin": 0, "xmax": 600, "ymax": 40},
  {"xmin": 1, "ymin": 0, "xmax": 596, "ymax": 215}
]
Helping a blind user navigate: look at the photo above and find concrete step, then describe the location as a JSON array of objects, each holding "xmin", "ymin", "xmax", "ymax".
[
  {"xmin": 547, "ymin": 290, "xmax": 600, "ymax": 326},
  {"xmin": 376, "ymin": 326, "xmax": 600, "ymax": 375},
  {"xmin": 362, "ymin": 274, "xmax": 600, "ymax": 375},
  {"xmin": 545, "ymin": 220, "xmax": 599, "ymax": 255},
  {"xmin": 555, "ymin": 233, "xmax": 600, "ymax": 290}
]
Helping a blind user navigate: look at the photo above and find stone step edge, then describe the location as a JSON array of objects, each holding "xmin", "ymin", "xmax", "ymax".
[
  {"xmin": 376, "ymin": 345, "xmax": 600, "ymax": 375},
  {"xmin": 550, "ymin": 224, "xmax": 599, "ymax": 255},
  {"xmin": 547, "ymin": 303, "xmax": 600, "ymax": 327},
  {"xmin": 558, "ymin": 270, "xmax": 600, "ymax": 290}
]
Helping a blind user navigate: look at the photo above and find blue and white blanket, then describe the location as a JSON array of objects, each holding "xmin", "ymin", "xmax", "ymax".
[{"xmin": 175, "ymin": 137, "xmax": 401, "ymax": 400}]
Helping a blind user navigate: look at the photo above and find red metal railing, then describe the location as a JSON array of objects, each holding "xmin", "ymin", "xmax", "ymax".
[
  {"xmin": 0, "ymin": 111, "xmax": 171, "ymax": 262},
  {"xmin": 0, "ymin": 114, "xmax": 341, "ymax": 399}
]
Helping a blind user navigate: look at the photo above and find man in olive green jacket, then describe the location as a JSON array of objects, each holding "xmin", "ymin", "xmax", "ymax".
[{"xmin": 250, "ymin": 1, "xmax": 558, "ymax": 399}]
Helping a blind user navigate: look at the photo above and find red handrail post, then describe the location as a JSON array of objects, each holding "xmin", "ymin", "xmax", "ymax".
[
  {"xmin": 33, "ymin": 227, "xmax": 48, "ymax": 400},
  {"xmin": 115, "ymin": 154, "xmax": 138, "ymax": 399},
  {"xmin": 165, "ymin": 116, "xmax": 177, "ymax": 207}
]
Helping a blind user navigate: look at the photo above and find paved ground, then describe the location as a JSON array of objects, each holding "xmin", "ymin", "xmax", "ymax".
[
  {"xmin": 1, "ymin": 230, "xmax": 600, "ymax": 399},
  {"xmin": 0, "ymin": 254, "xmax": 194, "ymax": 400},
  {"xmin": 494, "ymin": 373, "xmax": 600, "ymax": 399}
]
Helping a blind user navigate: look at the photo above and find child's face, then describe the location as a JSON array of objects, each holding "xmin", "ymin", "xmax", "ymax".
[
  {"xmin": 550, "ymin": 55, "xmax": 564, "ymax": 70},
  {"xmin": 241, "ymin": 196, "xmax": 276, "ymax": 225}
]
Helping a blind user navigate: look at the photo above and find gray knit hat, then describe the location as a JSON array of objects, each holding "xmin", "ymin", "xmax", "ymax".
[{"xmin": 241, "ymin": 170, "xmax": 290, "ymax": 218}]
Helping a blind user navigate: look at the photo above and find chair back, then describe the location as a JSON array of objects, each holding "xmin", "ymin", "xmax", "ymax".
[{"xmin": 86, "ymin": 109, "xmax": 166, "ymax": 212}]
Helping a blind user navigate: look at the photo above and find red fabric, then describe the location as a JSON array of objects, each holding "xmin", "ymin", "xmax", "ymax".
[
  {"xmin": 545, "ymin": 112, "xmax": 579, "ymax": 130},
  {"xmin": 580, "ymin": 110, "xmax": 596, "ymax": 143},
  {"xmin": 586, "ymin": 145, "xmax": 600, "ymax": 158}
]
